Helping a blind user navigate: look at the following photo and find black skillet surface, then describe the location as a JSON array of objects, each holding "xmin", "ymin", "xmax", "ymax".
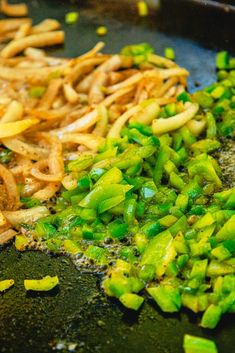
[{"xmin": 0, "ymin": 1, "xmax": 235, "ymax": 353}]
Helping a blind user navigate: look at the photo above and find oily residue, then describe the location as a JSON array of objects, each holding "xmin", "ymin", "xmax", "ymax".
[{"xmin": 218, "ymin": 138, "xmax": 235, "ymax": 187}]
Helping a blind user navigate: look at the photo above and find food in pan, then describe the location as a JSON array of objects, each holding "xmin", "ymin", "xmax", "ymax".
[
  {"xmin": 0, "ymin": 7, "xmax": 234, "ymax": 344},
  {"xmin": 0, "ymin": 278, "xmax": 14, "ymax": 292},
  {"xmin": 24, "ymin": 275, "xmax": 59, "ymax": 291},
  {"xmin": 183, "ymin": 334, "xmax": 218, "ymax": 353},
  {"xmin": 0, "ymin": 0, "xmax": 28, "ymax": 17}
]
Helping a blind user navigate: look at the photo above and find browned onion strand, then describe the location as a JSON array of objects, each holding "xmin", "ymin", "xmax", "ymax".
[{"xmin": 0, "ymin": 164, "xmax": 20, "ymax": 210}]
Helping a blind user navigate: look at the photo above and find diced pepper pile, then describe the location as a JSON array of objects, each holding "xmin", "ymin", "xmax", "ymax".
[{"xmin": 14, "ymin": 50, "xmax": 235, "ymax": 330}]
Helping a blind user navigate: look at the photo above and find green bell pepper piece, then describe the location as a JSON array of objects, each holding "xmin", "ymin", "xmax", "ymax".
[
  {"xmin": 138, "ymin": 264, "xmax": 155, "ymax": 282},
  {"xmin": 193, "ymin": 91, "xmax": 213, "ymax": 108},
  {"xmin": 108, "ymin": 276, "xmax": 132, "ymax": 298},
  {"xmin": 216, "ymin": 215, "xmax": 235, "ymax": 241},
  {"xmin": 85, "ymin": 245, "xmax": 107, "ymax": 265},
  {"xmin": 169, "ymin": 171, "xmax": 185, "ymax": 191},
  {"xmin": 169, "ymin": 215, "xmax": 188, "ymax": 236},
  {"xmin": 177, "ymin": 91, "xmax": 191, "ymax": 103},
  {"xmin": 134, "ymin": 233, "xmax": 148, "ymax": 254},
  {"xmin": 211, "ymin": 245, "xmax": 231, "ymax": 261},
  {"xmin": 183, "ymin": 334, "xmax": 218, "ymax": 353},
  {"xmin": 225, "ymin": 190, "xmax": 235, "ymax": 209},
  {"xmin": 98, "ymin": 195, "xmax": 125, "ymax": 214},
  {"xmin": 175, "ymin": 194, "xmax": 188, "ymax": 212},
  {"xmin": 79, "ymin": 184, "xmax": 132, "ymax": 209},
  {"xmin": 207, "ymin": 260, "xmax": 234, "ymax": 277},
  {"xmin": 164, "ymin": 47, "xmax": 175, "ymax": 60},
  {"xmin": 141, "ymin": 230, "xmax": 176, "ymax": 278},
  {"xmin": 140, "ymin": 181, "xmax": 157, "ymax": 200},
  {"xmin": 188, "ymin": 158, "xmax": 222, "ymax": 188},
  {"xmin": 180, "ymin": 126, "xmax": 196, "ymax": 146},
  {"xmin": 206, "ymin": 112, "xmax": 217, "ymax": 138},
  {"xmin": 216, "ymin": 51, "xmax": 229, "ymax": 69},
  {"xmin": 191, "ymin": 139, "xmax": 220, "ymax": 154},
  {"xmin": 200, "ymin": 304, "xmax": 222, "ymax": 329},
  {"xmin": 121, "ymin": 43, "xmax": 154, "ymax": 65},
  {"xmin": 153, "ymin": 145, "xmax": 170, "ymax": 185},
  {"xmin": 34, "ymin": 221, "xmax": 57, "ymax": 240},
  {"xmin": 182, "ymin": 178, "xmax": 203, "ymax": 200},
  {"xmin": 15, "ymin": 234, "xmax": 30, "ymax": 251},
  {"xmin": 190, "ymin": 259, "xmax": 208, "ymax": 281},
  {"xmin": 68, "ymin": 154, "xmax": 94, "ymax": 172},
  {"xmin": 63, "ymin": 239, "xmax": 81, "ymax": 255},
  {"xmin": 141, "ymin": 221, "xmax": 163, "ymax": 238},
  {"xmin": 158, "ymin": 215, "xmax": 177, "ymax": 228},
  {"xmin": 124, "ymin": 198, "xmax": 137, "ymax": 224},
  {"xmin": 193, "ymin": 213, "xmax": 215, "ymax": 229},
  {"xmin": 80, "ymin": 208, "xmax": 97, "ymax": 222},
  {"xmin": 95, "ymin": 167, "xmax": 122, "ymax": 186},
  {"xmin": 183, "ymin": 293, "xmax": 208, "ymax": 313},
  {"xmin": 147, "ymin": 285, "xmax": 181, "ymax": 313},
  {"xmin": 119, "ymin": 293, "xmax": 144, "ymax": 310},
  {"xmin": 108, "ymin": 220, "xmax": 128, "ymax": 239}
]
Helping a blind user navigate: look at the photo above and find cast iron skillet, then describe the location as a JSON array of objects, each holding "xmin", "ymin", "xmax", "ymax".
[{"xmin": 0, "ymin": 1, "xmax": 234, "ymax": 352}]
